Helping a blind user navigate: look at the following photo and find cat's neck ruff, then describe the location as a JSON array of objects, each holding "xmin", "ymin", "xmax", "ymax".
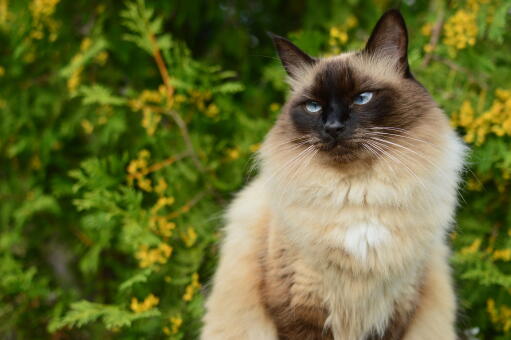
[{"xmin": 258, "ymin": 111, "xmax": 466, "ymax": 276}]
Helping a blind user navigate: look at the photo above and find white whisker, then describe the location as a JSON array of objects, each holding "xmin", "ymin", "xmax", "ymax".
[{"xmin": 366, "ymin": 140, "xmax": 427, "ymax": 189}]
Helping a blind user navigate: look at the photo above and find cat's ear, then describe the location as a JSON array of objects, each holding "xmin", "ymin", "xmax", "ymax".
[
  {"xmin": 269, "ymin": 33, "xmax": 316, "ymax": 79},
  {"xmin": 363, "ymin": 9, "xmax": 411, "ymax": 76}
]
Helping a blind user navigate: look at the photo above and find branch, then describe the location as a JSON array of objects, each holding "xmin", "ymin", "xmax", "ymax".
[
  {"xmin": 128, "ymin": 152, "xmax": 188, "ymax": 181},
  {"xmin": 422, "ymin": 10, "xmax": 445, "ymax": 67},
  {"xmin": 431, "ymin": 55, "xmax": 489, "ymax": 90},
  {"xmin": 148, "ymin": 34, "xmax": 206, "ymax": 174},
  {"xmin": 166, "ymin": 190, "xmax": 209, "ymax": 220}
]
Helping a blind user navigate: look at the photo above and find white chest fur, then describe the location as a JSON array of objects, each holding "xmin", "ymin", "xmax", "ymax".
[{"xmin": 341, "ymin": 221, "xmax": 392, "ymax": 262}]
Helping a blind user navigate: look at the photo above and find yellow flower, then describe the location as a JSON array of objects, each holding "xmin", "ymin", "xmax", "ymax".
[
  {"xmin": 249, "ymin": 143, "xmax": 261, "ymax": 153},
  {"xmin": 183, "ymin": 273, "xmax": 201, "ymax": 301},
  {"xmin": 174, "ymin": 94, "xmax": 187, "ymax": 104},
  {"xmin": 170, "ymin": 316, "xmax": 183, "ymax": 334},
  {"xmin": 135, "ymin": 243, "xmax": 173, "ymax": 268},
  {"xmin": 30, "ymin": 0, "xmax": 60, "ymax": 21},
  {"xmin": 152, "ymin": 196, "xmax": 175, "ymax": 213},
  {"xmin": 129, "ymin": 89, "xmax": 167, "ymax": 134},
  {"xmin": 67, "ymin": 68, "xmax": 82, "ymax": 93},
  {"xmin": 496, "ymin": 88, "xmax": 511, "ymax": 101},
  {"xmin": 423, "ymin": 44, "xmax": 434, "ymax": 53},
  {"xmin": 330, "ymin": 26, "xmax": 340, "ymax": 38},
  {"xmin": 0, "ymin": 0, "xmax": 8, "ymax": 27},
  {"xmin": 487, "ymin": 298, "xmax": 498, "ymax": 323},
  {"xmin": 141, "ymin": 108, "xmax": 161, "ymax": 136},
  {"xmin": 138, "ymin": 149, "xmax": 150, "ymax": 159},
  {"xmin": 137, "ymin": 177, "xmax": 152, "ymax": 192},
  {"xmin": 269, "ymin": 103, "xmax": 280, "ymax": 112},
  {"xmin": 328, "ymin": 25, "xmax": 349, "ymax": 51},
  {"xmin": 140, "ymin": 89, "xmax": 163, "ymax": 103},
  {"xmin": 420, "ymin": 22, "xmax": 432, "ymax": 36},
  {"xmin": 443, "ymin": 9, "xmax": 478, "ymax": 54},
  {"xmin": 153, "ymin": 218, "xmax": 176, "ymax": 238},
  {"xmin": 227, "ymin": 148, "xmax": 240, "ymax": 160},
  {"xmin": 492, "ymin": 249, "xmax": 511, "ymax": 261},
  {"xmin": 159, "ymin": 243, "xmax": 173, "ymax": 257},
  {"xmin": 154, "ymin": 178, "xmax": 168, "ymax": 195},
  {"xmin": 81, "ymin": 119, "xmax": 94, "ymax": 134},
  {"xmin": 466, "ymin": 178, "xmax": 483, "ymax": 191},
  {"xmin": 181, "ymin": 227, "xmax": 197, "ymax": 247},
  {"xmin": 345, "ymin": 15, "xmax": 358, "ymax": 29},
  {"xmin": 205, "ymin": 103, "xmax": 220, "ymax": 118},
  {"xmin": 461, "ymin": 238, "xmax": 481, "ymax": 255},
  {"xmin": 487, "ymin": 299, "xmax": 511, "ymax": 331},
  {"xmin": 80, "ymin": 37, "xmax": 92, "ymax": 51},
  {"xmin": 94, "ymin": 51, "xmax": 109, "ymax": 66},
  {"xmin": 458, "ymin": 100, "xmax": 475, "ymax": 127},
  {"xmin": 130, "ymin": 294, "xmax": 159, "ymax": 313},
  {"xmin": 453, "ymin": 89, "xmax": 511, "ymax": 145}
]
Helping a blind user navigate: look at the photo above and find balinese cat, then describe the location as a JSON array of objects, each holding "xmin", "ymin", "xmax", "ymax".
[{"xmin": 201, "ymin": 9, "xmax": 466, "ymax": 340}]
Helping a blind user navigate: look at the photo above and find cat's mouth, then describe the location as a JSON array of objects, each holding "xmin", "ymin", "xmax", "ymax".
[{"xmin": 317, "ymin": 138, "xmax": 363, "ymax": 158}]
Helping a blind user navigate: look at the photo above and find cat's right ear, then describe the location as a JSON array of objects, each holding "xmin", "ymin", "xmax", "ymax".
[
  {"xmin": 268, "ymin": 33, "xmax": 316, "ymax": 79},
  {"xmin": 363, "ymin": 10, "xmax": 411, "ymax": 77}
]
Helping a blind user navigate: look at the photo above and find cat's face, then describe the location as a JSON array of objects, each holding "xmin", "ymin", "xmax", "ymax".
[{"xmin": 271, "ymin": 10, "xmax": 436, "ymax": 164}]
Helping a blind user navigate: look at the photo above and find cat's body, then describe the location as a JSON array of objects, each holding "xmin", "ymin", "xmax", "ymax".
[{"xmin": 202, "ymin": 10, "xmax": 465, "ymax": 340}]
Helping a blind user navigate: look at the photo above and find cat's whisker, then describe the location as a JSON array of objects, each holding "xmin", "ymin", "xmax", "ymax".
[
  {"xmin": 264, "ymin": 138, "xmax": 312, "ymax": 153},
  {"xmin": 275, "ymin": 144, "xmax": 318, "ymax": 205},
  {"xmin": 248, "ymin": 137, "xmax": 314, "ymax": 179},
  {"xmin": 366, "ymin": 140, "xmax": 427, "ymax": 189},
  {"xmin": 365, "ymin": 130, "xmax": 441, "ymax": 151},
  {"xmin": 284, "ymin": 146, "xmax": 318, "ymax": 191},
  {"xmin": 265, "ymin": 143, "xmax": 317, "ymax": 188},
  {"xmin": 367, "ymin": 136, "xmax": 440, "ymax": 170},
  {"xmin": 367, "ymin": 137, "xmax": 467, "ymax": 205},
  {"xmin": 364, "ymin": 141, "xmax": 400, "ymax": 178},
  {"xmin": 367, "ymin": 126, "xmax": 408, "ymax": 133}
]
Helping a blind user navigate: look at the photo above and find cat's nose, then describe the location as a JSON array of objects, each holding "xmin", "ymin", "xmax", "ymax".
[{"xmin": 324, "ymin": 120, "xmax": 345, "ymax": 138}]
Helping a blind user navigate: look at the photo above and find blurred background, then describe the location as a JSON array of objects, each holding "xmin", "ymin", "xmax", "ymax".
[{"xmin": 1, "ymin": 0, "xmax": 510, "ymax": 339}]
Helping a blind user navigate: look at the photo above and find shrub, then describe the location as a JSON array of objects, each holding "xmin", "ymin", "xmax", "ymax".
[{"xmin": 0, "ymin": 0, "xmax": 510, "ymax": 339}]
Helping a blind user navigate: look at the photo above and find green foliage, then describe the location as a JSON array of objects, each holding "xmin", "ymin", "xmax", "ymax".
[
  {"xmin": 48, "ymin": 300, "xmax": 161, "ymax": 331},
  {"xmin": 0, "ymin": 0, "xmax": 510, "ymax": 339}
]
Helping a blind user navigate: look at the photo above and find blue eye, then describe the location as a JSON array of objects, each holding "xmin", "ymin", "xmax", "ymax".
[
  {"xmin": 353, "ymin": 92, "xmax": 373, "ymax": 105},
  {"xmin": 305, "ymin": 101, "xmax": 322, "ymax": 113}
]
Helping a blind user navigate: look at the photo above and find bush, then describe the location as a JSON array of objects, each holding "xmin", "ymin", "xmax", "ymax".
[{"xmin": 0, "ymin": 0, "xmax": 510, "ymax": 339}]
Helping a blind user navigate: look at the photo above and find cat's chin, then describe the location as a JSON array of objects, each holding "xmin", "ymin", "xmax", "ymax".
[{"xmin": 318, "ymin": 141, "xmax": 368, "ymax": 164}]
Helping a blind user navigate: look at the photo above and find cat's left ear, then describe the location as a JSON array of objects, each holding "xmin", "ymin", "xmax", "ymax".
[
  {"xmin": 363, "ymin": 9, "xmax": 411, "ymax": 77},
  {"xmin": 269, "ymin": 33, "xmax": 316, "ymax": 79}
]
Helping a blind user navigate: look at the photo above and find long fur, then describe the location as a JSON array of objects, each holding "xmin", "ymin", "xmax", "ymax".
[{"xmin": 202, "ymin": 11, "xmax": 466, "ymax": 340}]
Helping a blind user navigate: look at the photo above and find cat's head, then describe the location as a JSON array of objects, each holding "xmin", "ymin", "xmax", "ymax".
[{"xmin": 268, "ymin": 10, "xmax": 440, "ymax": 165}]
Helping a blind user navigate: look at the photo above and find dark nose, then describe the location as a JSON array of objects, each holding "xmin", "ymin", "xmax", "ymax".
[{"xmin": 324, "ymin": 119, "xmax": 345, "ymax": 138}]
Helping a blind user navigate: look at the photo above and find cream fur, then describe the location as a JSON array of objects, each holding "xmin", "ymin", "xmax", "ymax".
[{"xmin": 202, "ymin": 50, "xmax": 466, "ymax": 339}]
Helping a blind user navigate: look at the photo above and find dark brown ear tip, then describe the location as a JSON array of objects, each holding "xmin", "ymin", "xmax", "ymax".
[
  {"xmin": 266, "ymin": 31, "xmax": 277, "ymax": 39},
  {"xmin": 267, "ymin": 32, "xmax": 291, "ymax": 46},
  {"xmin": 380, "ymin": 9, "xmax": 407, "ymax": 26}
]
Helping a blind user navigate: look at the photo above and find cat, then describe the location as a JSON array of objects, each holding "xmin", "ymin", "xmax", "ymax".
[{"xmin": 201, "ymin": 9, "xmax": 466, "ymax": 340}]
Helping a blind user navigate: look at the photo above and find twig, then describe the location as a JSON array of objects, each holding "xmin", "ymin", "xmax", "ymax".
[
  {"xmin": 422, "ymin": 11, "xmax": 445, "ymax": 67},
  {"xmin": 166, "ymin": 190, "xmax": 209, "ymax": 220},
  {"xmin": 431, "ymin": 55, "xmax": 489, "ymax": 90},
  {"xmin": 128, "ymin": 152, "xmax": 189, "ymax": 180},
  {"xmin": 148, "ymin": 33, "xmax": 206, "ymax": 174}
]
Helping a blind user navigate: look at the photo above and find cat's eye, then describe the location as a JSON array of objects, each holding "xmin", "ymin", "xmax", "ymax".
[
  {"xmin": 353, "ymin": 92, "xmax": 373, "ymax": 105},
  {"xmin": 305, "ymin": 101, "xmax": 322, "ymax": 113}
]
